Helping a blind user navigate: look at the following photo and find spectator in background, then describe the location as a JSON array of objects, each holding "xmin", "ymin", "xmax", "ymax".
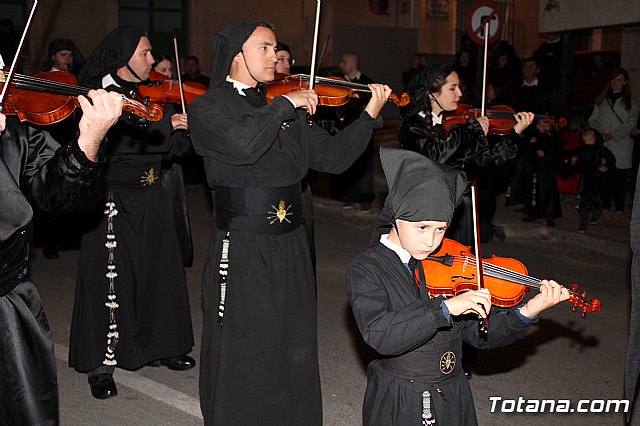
[
  {"xmin": 42, "ymin": 38, "xmax": 84, "ymax": 75},
  {"xmin": 182, "ymin": 55, "xmax": 210, "ymax": 87},
  {"xmin": 570, "ymin": 128, "xmax": 616, "ymax": 233},
  {"xmin": 511, "ymin": 57, "xmax": 560, "ymax": 116},
  {"xmin": 402, "ymin": 53, "xmax": 425, "ymax": 89},
  {"xmin": 275, "ymin": 42, "xmax": 293, "ymax": 74},
  {"xmin": 35, "ymin": 38, "xmax": 86, "ymax": 259},
  {"xmin": 331, "ymin": 51, "xmax": 377, "ymax": 212},
  {"xmin": 152, "ymin": 53, "xmax": 174, "ymax": 78},
  {"xmin": 522, "ymin": 119, "xmax": 563, "ymax": 227},
  {"xmin": 588, "ymin": 68, "xmax": 640, "ymax": 226},
  {"xmin": 453, "ymin": 48, "xmax": 476, "ymax": 105},
  {"xmin": 534, "ymin": 33, "xmax": 562, "ymax": 91}
]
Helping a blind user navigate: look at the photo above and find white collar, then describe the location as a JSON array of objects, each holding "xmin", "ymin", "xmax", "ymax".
[
  {"xmin": 345, "ymin": 70, "xmax": 362, "ymax": 82},
  {"xmin": 101, "ymin": 74, "xmax": 120, "ymax": 89},
  {"xmin": 380, "ymin": 234, "xmax": 411, "ymax": 264},
  {"xmin": 226, "ymin": 75, "xmax": 252, "ymax": 96},
  {"xmin": 417, "ymin": 111, "xmax": 443, "ymax": 125},
  {"xmin": 522, "ymin": 78, "xmax": 539, "ymax": 87}
]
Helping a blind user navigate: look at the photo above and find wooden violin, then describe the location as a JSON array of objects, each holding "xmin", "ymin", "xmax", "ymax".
[
  {"xmin": 442, "ymin": 104, "xmax": 567, "ymax": 136},
  {"xmin": 265, "ymin": 73, "xmax": 410, "ymax": 107},
  {"xmin": 420, "ymin": 238, "xmax": 602, "ymax": 317},
  {"xmin": 137, "ymin": 69, "xmax": 206, "ymax": 108},
  {"xmin": 0, "ymin": 69, "xmax": 163, "ymax": 125}
]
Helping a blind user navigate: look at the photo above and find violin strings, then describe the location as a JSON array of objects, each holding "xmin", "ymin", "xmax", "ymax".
[
  {"xmin": 12, "ymin": 74, "xmax": 90, "ymax": 96},
  {"xmin": 445, "ymin": 256, "xmax": 542, "ymax": 289},
  {"xmin": 286, "ymin": 74, "xmax": 371, "ymax": 91}
]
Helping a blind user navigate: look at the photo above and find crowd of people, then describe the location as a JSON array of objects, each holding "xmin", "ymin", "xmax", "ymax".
[
  {"xmin": 0, "ymin": 17, "xmax": 637, "ymax": 426},
  {"xmin": 400, "ymin": 38, "xmax": 639, "ymax": 237}
]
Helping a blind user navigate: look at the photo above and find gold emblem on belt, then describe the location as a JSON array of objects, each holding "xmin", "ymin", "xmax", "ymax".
[
  {"xmin": 140, "ymin": 167, "xmax": 158, "ymax": 186},
  {"xmin": 440, "ymin": 351, "xmax": 456, "ymax": 374},
  {"xmin": 267, "ymin": 199, "xmax": 292, "ymax": 224}
]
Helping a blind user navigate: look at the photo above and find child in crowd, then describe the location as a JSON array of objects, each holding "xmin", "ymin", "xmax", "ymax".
[
  {"xmin": 522, "ymin": 119, "xmax": 563, "ymax": 226},
  {"xmin": 571, "ymin": 128, "xmax": 616, "ymax": 232},
  {"xmin": 346, "ymin": 146, "xmax": 569, "ymax": 425}
]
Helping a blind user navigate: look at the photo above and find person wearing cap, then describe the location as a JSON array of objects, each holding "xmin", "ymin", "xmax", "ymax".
[
  {"xmin": 0, "ymin": 76, "xmax": 123, "ymax": 423},
  {"xmin": 42, "ymin": 38, "xmax": 84, "ymax": 74},
  {"xmin": 68, "ymin": 26, "xmax": 195, "ymax": 400},
  {"xmin": 188, "ymin": 22, "xmax": 391, "ymax": 424},
  {"xmin": 347, "ymin": 146, "xmax": 570, "ymax": 425}
]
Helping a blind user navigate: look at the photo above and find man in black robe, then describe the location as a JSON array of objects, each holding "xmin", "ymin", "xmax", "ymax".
[
  {"xmin": 0, "ymin": 90, "xmax": 123, "ymax": 425},
  {"xmin": 68, "ymin": 26, "xmax": 195, "ymax": 400},
  {"xmin": 188, "ymin": 22, "xmax": 391, "ymax": 424}
]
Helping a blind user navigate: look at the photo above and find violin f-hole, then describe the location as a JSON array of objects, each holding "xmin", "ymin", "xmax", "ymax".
[{"xmin": 451, "ymin": 274, "xmax": 475, "ymax": 283}]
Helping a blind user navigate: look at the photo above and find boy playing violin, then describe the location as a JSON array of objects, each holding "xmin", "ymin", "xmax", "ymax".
[{"xmin": 346, "ymin": 146, "xmax": 569, "ymax": 425}]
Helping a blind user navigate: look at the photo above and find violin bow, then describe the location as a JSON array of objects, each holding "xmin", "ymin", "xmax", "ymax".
[
  {"xmin": 471, "ymin": 181, "xmax": 489, "ymax": 334},
  {"xmin": 172, "ymin": 35, "xmax": 187, "ymax": 115},
  {"xmin": 0, "ymin": 0, "xmax": 39, "ymax": 112},
  {"xmin": 480, "ymin": 18, "xmax": 490, "ymax": 117},
  {"xmin": 308, "ymin": 0, "xmax": 322, "ymax": 92}
]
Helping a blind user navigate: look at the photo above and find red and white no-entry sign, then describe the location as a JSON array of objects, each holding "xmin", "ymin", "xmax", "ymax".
[{"xmin": 465, "ymin": 1, "xmax": 504, "ymax": 45}]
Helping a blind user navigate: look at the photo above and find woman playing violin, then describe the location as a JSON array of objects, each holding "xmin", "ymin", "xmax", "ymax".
[
  {"xmin": 377, "ymin": 64, "xmax": 534, "ymax": 246},
  {"xmin": 347, "ymin": 147, "xmax": 570, "ymax": 426}
]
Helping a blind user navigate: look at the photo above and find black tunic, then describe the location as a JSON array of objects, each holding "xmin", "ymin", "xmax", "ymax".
[
  {"xmin": 188, "ymin": 82, "xmax": 382, "ymax": 425},
  {"xmin": 0, "ymin": 118, "xmax": 105, "ymax": 425},
  {"xmin": 347, "ymin": 243, "xmax": 534, "ymax": 425},
  {"xmin": 69, "ymin": 93, "xmax": 194, "ymax": 372}
]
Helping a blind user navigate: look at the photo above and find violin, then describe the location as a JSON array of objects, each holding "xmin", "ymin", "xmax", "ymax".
[
  {"xmin": 420, "ymin": 238, "xmax": 602, "ymax": 317},
  {"xmin": 136, "ymin": 69, "xmax": 206, "ymax": 108},
  {"xmin": 0, "ymin": 69, "xmax": 163, "ymax": 125},
  {"xmin": 443, "ymin": 104, "xmax": 567, "ymax": 136},
  {"xmin": 265, "ymin": 73, "xmax": 410, "ymax": 107}
]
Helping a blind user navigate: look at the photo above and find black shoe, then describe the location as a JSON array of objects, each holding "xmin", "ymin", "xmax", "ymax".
[
  {"xmin": 88, "ymin": 373, "xmax": 117, "ymax": 400},
  {"xmin": 522, "ymin": 216, "xmax": 536, "ymax": 223},
  {"xmin": 149, "ymin": 355, "xmax": 196, "ymax": 371},
  {"xmin": 546, "ymin": 219, "xmax": 556, "ymax": 227},
  {"xmin": 43, "ymin": 246, "xmax": 59, "ymax": 259}
]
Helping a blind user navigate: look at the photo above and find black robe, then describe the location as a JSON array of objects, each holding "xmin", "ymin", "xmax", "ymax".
[
  {"xmin": 347, "ymin": 243, "xmax": 534, "ymax": 425},
  {"xmin": 69, "ymin": 91, "xmax": 194, "ymax": 372},
  {"xmin": 0, "ymin": 118, "xmax": 105, "ymax": 425},
  {"xmin": 188, "ymin": 82, "xmax": 382, "ymax": 425}
]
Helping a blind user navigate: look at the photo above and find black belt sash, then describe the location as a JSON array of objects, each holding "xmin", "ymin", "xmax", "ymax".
[
  {"xmin": 380, "ymin": 337, "xmax": 463, "ymax": 385},
  {"xmin": 215, "ymin": 184, "xmax": 302, "ymax": 234},
  {"xmin": 0, "ymin": 230, "xmax": 29, "ymax": 296}
]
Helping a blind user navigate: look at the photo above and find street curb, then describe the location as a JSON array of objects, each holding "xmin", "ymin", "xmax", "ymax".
[{"xmin": 498, "ymin": 218, "xmax": 631, "ymax": 261}]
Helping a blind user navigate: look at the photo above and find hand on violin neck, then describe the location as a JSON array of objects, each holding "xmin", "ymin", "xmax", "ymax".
[
  {"xmin": 518, "ymin": 279, "xmax": 570, "ymax": 318},
  {"xmin": 443, "ymin": 288, "xmax": 491, "ymax": 318},
  {"xmin": 77, "ymin": 90, "xmax": 123, "ymax": 161},
  {"xmin": 476, "ymin": 116, "xmax": 490, "ymax": 136},
  {"xmin": 284, "ymin": 89, "xmax": 318, "ymax": 115},
  {"xmin": 171, "ymin": 113, "xmax": 188, "ymax": 131},
  {"xmin": 513, "ymin": 111, "xmax": 535, "ymax": 135},
  {"xmin": 364, "ymin": 84, "xmax": 392, "ymax": 119},
  {"xmin": 0, "ymin": 112, "xmax": 5, "ymax": 133}
]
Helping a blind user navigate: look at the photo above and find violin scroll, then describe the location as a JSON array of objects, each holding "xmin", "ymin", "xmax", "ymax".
[
  {"xmin": 389, "ymin": 92, "xmax": 410, "ymax": 107},
  {"xmin": 122, "ymin": 96, "xmax": 164, "ymax": 122},
  {"xmin": 567, "ymin": 284, "xmax": 602, "ymax": 318}
]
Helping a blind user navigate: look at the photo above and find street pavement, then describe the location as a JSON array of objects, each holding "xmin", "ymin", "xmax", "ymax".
[{"xmin": 26, "ymin": 121, "xmax": 638, "ymax": 425}]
